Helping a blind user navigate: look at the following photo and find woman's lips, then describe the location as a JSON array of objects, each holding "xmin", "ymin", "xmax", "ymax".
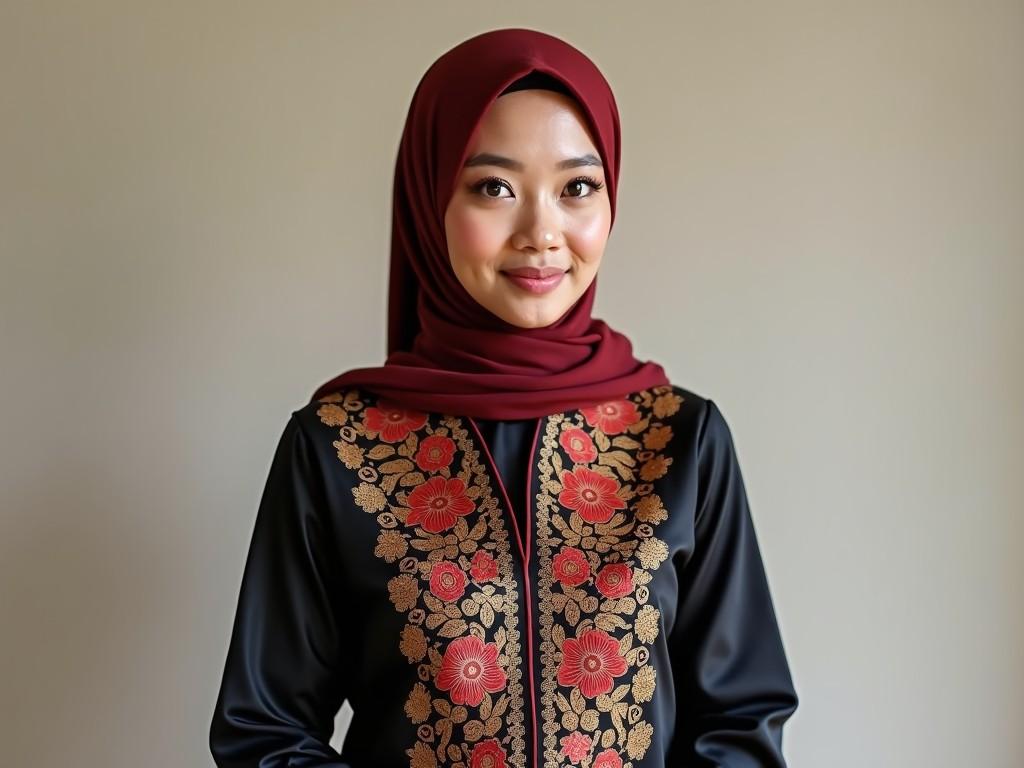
[
  {"xmin": 501, "ymin": 267, "xmax": 567, "ymax": 295},
  {"xmin": 501, "ymin": 271, "xmax": 566, "ymax": 294}
]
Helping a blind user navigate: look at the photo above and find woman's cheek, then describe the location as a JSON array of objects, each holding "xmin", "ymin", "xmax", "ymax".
[
  {"xmin": 569, "ymin": 210, "xmax": 611, "ymax": 263},
  {"xmin": 448, "ymin": 207, "xmax": 506, "ymax": 267}
]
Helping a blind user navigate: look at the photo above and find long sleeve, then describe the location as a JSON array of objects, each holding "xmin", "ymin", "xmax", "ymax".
[
  {"xmin": 667, "ymin": 400, "xmax": 799, "ymax": 767},
  {"xmin": 209, "ymin": 414, "xmax": 353, "ymax": 767}
]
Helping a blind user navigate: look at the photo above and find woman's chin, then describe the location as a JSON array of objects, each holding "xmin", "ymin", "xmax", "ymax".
[{"xmin": 493, "ymin": 300, "xmax": 571, "ymax": 329}]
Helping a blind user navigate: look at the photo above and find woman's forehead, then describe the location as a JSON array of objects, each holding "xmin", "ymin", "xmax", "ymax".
[{"xmin": 465, "ymin": 90, "xmax": 601, "ymax": 163}]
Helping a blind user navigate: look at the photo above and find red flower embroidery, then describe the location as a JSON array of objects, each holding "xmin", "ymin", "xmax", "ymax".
[
  {"xmin": 595, "ymin": 563, "xmax": 633, "ymax": 598},
  {"xmin": 429, "ymin": 561, "xmax": 467, "ymax": 601},
  {"xmin": 558, "ymin": 466, "xmax": 627, "ymax": 524},
  {"xmin": 557, "ymin": 628, "xmax": 628, "ymax": 698},
  {"xmin": 470, "ymin": 739, "xmax": 507, "ymax": 768},
  {"xmin": 364, "ymin": 399, "xmax": 428, "ymax": 443},
  {"xmin": 406, "ymin": 476, "xmax": 475, "ymax": 533},
  {"xmin": 559, "ymin": 427, "xmax": 597, "ymax": 464},
  {"xmin": 581, "ymin": 399, "xmax": 640, "ymax": 435},
  {"xmin": 470, "ymin": 549, "xmax": 499, "ymax": 583},
  {"xmin": 552, "ymin": 546, "xmax": 590, "ymax": 587},
  {"xmin": 559, "ymin": 731, "xmax": 592, "ymax": 764},
  {"xmin": 414, "ymin": 434, "xmax": 456, "ymax": 472},
  {"xmin": 436, "ymin": 635, "xmax": 507, "ymax": 706},
  {"xmin": 593, "ymin": 748, "xmax": 623, "ymax": 768}
]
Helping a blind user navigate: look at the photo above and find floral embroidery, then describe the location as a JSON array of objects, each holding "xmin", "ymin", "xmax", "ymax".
[
  {"xmin": 633, "ymin": 495, "xmax": 667, "ymax": 524},
  {"xmin": 535, "ymin": 386, "xmax": 683, "ymax": 768},
  {"xmin": 317, "ymin": 388, "xmax": 528, "ymax": 768},
  {"xmin": 552, "ymin": 546, "xmax": 591, "ymax": 587},
  {"xmin": 409, "ymin": 741, "xmax": 437, "ymax": 768},
  {"xmin": 318, "ymin": 385, "xmax": 683, "ymax": 768},
  {"xmin": 353, "ymin": 482, "xmax": 387, "ymax": 513},
  {"xmin": 559, "ymin": 427, "xmax": 597, "ymax": 463},
  {"xmin": 406, "ymin": 475, "xmax": 476, "ymax": 533},
  {"xmin": 631, "ymin": 665, "xmax": 656, "ymax": 704},
  {"xmin": 580, "ymin": 399, "xmax": 640, "ymax": 435},
  {"xmin": 416, "ymin": 434, "xmax": 457, "ymax": 472},
  {"xmin": 436, "ymin": 635, "xmax": 508, "ymax": 706},
  {"xmin": 560, "ymin": 731, "xmax": 592, "ymax": 764},
  {"xmin": 430, "ymin": 562, "xmax": 468, "ymax": 601},
  {"xmin": 401, "ymin": 624, "xmax": 429, "ymax": 663},
  {"xmin": 405, "ymin": 682, "xmax": 433, "ymax": 723},
  {"xmin": 470, "ymin": 550, "xmax": 499, "ymax": 583},
  {"xmin": 317, "ymin": 403, "xmax": 348, "ymax": 427},
  {"xmin": 389, "ymin": 573, "xmax": 420, "ymax": 612},
  {"xmin": 469, "ymin": 739, "xmax": 507, "ymax": 768},
  {"xmin": 557, "ymin": 628, "xmax": 629, "ymax": 697},
  {"xmin": 594, "ymin": 748, "xmax": 623, "ymax": 768},
  {"xmin": 376, "ymin": 529, "xmax": 409, "ymax": 562},
  {"xmin": 595, "ymin": 564, "xmax": 633, "ymax": 599},
  {"xmin": 625, "ymin": 722, "xmax": 653, "ymax": 760},
  {"xmin": 639, "ymin": 455, "xmax": 672, "ymax": 482},
  {"xmin": 557, "ymin": 466, "xmax": 627, "ymax": 524},
  {"xmin": 364, "ymin": 398, "xmax": 428, "ymax": 442}
]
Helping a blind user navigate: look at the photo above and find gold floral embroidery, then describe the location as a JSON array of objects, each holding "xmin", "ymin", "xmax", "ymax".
[
  {"xmin": 633, "ymin": 495, "xmax": 667, "ymax": 525},
  {"xmin": 401, "ymin": 625, "xmax": 429, "ymax": 663},
  {"xmin": 638, "ymin": 455, "xmax": 672, "ymax": 482},
  {"xmin": 335, "ymin": 440, "xmax": 365, "ymax": 469},
  {"xmin": 317, "ymin": 389, "xmax": 527, "ymax": 768},
  {"xmin": 317, "ymin": 403, "xmax": 348, "ymax": 426},
  {"xmin": 317, "ymin": 384, "xmax": 683, "ymax": 768},
  {"xmin": 652, "ymin": 392, "xmax": 684, "ymax": 419},
  {"xmin": 535, "ymin": 385, "xmax": 682, "ymax": 768},
  {"xmin": 642, "ymin": 425, "xmax": 673, "ymax": 451},
  {"xmin": 407, "ymin": 682, "xmax": 433, "ymax": 723},
  {"xmin": 636, "ymin": 538, "xmax": 669, "ymax": 570},
  {"xmin": 376, "ymin": 529, "xmax": 410, "ymax": 562},
  {"xmin": 353, "ymin": 482, "xmax": 387, "ymax": 513},
  {"xmin": 631, "ymin": 665, "xmax": 656, "ymax": 703}
]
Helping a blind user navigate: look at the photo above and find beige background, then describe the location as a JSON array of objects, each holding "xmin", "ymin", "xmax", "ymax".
[{"xmin": 2, "ymin": 2, "xmax": 1022, "ymax": 766}]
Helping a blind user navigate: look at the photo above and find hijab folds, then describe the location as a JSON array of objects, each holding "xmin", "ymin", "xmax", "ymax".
[{"xmin": 310, "ymin": 27, "xmax": 669, "ymax": 418}]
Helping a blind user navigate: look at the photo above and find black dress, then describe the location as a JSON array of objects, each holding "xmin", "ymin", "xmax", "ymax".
[{"xmin": 210, "ymin": 384, "xmax": 798, "ymax": 767}]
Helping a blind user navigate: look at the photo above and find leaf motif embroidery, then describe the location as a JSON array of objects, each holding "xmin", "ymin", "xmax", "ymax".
[
  {"xmin": 535, "ymin": 385, "xmax": 682, "ymax": 768},
  {"xmin": 317, "ymin": 391, "xmax": 528, "ymax": 768}
]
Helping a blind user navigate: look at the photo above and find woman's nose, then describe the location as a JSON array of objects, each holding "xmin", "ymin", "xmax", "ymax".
[{"xmin": 511, "ymin": 204, "xmax": 565, "ymax": 252}]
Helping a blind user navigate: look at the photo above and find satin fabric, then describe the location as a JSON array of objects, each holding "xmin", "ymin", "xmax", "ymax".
[
  {"xmin": 473, "ymin": 417, "xmax": 537, "ymax": 536},
  {"xmin": 209, "ymin": 385, "xmax": 799, "ymax": 766},
  {"xmin": 309, "ymin": 27, "xmax": 669, "ymax": 418}
]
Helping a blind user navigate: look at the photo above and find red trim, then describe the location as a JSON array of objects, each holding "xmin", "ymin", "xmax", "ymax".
[
  {"xmin": 467, "ymin": 416, "xmax": 544, "ymax": 768},
  {"xmin": 524, "ymin": 417, "xmax": 542, "ymax": 768}
]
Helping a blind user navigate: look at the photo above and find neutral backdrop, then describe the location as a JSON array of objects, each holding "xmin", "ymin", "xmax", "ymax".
[{"xmin": 2, "ymin": 2, "xmax": 1021, "ymax": 767}]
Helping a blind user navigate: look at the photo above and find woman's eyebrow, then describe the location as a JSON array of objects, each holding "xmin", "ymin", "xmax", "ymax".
[{"xmin": 463, "ymin": 152, "xmax": 603, "ymax": 171}]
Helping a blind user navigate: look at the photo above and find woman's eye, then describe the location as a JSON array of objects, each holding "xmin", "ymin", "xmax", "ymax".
[
  {"xmin": 564, "ymin": 176, "xmax": 604, "ymax": 198},
  {"xmin": 472, "ymin": 175, "xmax": 604, "ymax": 200},
  {"xmin": 474, "ymin": 178, "xmax": 513, "ymax": 199}
]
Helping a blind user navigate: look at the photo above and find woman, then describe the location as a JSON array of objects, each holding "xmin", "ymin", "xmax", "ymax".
[{"xmin": 210, "ymin": 27, "xmax": 798, "ymax": 768}]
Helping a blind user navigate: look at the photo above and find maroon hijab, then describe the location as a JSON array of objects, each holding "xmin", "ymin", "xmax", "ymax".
[{"xmin": 310, "ymin": 28, "xmax": 669, "ymax": 418}]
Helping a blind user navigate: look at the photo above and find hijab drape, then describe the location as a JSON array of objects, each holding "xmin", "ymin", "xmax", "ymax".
[{"xmin": 310, "ymin": 27, "xmax": 669, "ymax": 418}]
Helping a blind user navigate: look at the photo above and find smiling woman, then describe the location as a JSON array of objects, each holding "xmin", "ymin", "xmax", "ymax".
[
  {"xmin": 445, "ymin": 83, "xmax": 611, "ymax": 329},
  {"xmin": 209, "ymin": 27, "xmax": 798, "ymax": 768}
]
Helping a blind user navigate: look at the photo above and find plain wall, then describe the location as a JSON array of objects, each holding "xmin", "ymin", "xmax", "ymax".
[{"xmin": 1, "ymin": 2, "xmax": 1021, "ymax": 766}]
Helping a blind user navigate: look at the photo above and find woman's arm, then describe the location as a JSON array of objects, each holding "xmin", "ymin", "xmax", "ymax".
[
  {"xmin": 666, "ymin": 400, "xmax": 799, "ymax": 767},
  {"xmin": 209, "ymin": 413, "xmax": 354, "ymax": 767}
]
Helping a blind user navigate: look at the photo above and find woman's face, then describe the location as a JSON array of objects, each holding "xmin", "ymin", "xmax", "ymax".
[{"xmin": 444, "ymin": 88, "xmax": 612, "ymax": 329}]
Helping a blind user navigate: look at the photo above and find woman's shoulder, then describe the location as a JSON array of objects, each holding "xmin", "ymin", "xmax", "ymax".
[
  {"xmin": 654, "ymin": 381, "xmax": 739, "ymax": 456},
  {"xmin": 286, "ymin": 387, "xmax": 369, "ymax": 439}
]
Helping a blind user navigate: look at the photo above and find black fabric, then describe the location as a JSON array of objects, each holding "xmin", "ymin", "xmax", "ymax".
[
  {"xmin": 471, "ymin": 417, "xmax": 538, "ymax": 538},
  {"xmin": 209, "ymin": 385, "xmax": 798, "ymax": 767}
]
